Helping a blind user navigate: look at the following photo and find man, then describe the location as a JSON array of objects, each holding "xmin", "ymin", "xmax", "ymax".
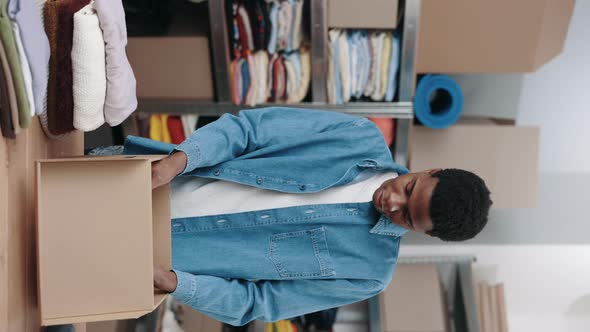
[{"xmin": 123, "ymin": 107, "xmax": 492, "ymax": 326}]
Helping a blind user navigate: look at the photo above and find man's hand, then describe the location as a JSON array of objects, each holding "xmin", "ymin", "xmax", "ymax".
[
  {"xmin": 152, "ymin": 151, "xmax": 188, "ymax": 189},
  {"xmin": 153, "ymin": 265, "xmax": 178, "ymax": 293}
]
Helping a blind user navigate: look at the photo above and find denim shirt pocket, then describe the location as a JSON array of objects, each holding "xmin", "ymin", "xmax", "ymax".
[{"xmin": 269, "ymin": 227, "xmax": 335, "ymax": 279}]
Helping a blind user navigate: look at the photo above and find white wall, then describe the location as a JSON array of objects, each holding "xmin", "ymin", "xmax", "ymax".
[
  {"xmin": 515, "ymin": 0, "xmax": 590, "ymax": 174},
  {"xmin": 400, "ymin": 245, "xmax": 590, "ymax": 332}
]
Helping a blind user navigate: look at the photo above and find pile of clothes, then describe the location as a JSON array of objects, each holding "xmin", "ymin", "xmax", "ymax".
[
  {"xmin": 228, "ymin": 0, "xmax": 310, "ymax": 106},
  {"xmin": 0, "ymin": 0, "xmax": 136, "ymax": 139},
  {"xmin": 328, "ymin": 29, "xmax": 400, "ymax": 104}
]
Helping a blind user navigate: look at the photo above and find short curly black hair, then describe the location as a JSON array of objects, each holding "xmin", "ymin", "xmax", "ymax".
[{"xmin": 428, "ymin": 169, "xmax": 492, "ymax": 241}]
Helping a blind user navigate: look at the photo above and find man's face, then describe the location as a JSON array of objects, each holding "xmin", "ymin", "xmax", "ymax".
[{"xmin": 372, "ymin": 169, "xmax": 440, "ymax": 233}]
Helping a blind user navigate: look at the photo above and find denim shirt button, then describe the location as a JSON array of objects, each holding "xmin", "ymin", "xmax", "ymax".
[
  {"xmin": 256, "ymin": 177, "xmax": 263, "ymax": 184},
  {"xmin": 299, "ymin": 185, "xmax": 306, "ymax": 191},
  {"xmin": 214, "ymin": 169, "xmax": 221, "ymax": 176}
]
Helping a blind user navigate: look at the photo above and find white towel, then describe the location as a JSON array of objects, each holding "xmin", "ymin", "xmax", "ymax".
[{"xmin": 72, "ymin": 3, "xmax": 106, "ymax": 131}]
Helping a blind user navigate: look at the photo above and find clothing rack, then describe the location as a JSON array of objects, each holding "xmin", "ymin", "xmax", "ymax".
[{"xmin": 136, "ymin": 0, "xmax": 421, "ymax": 168}]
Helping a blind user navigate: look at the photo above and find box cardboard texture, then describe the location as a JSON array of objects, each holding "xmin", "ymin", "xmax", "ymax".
[
  {"xmin": 36, "ymin": 156, "xmax": 171, "ymax": 325},
  {"xmin": 328, "ymin": 0, "xmax": 399, "ymax": 29},
  {"xmin": 127, "ymin": 36, "xmax": 214, "ymax": 100},
  {"xmin": 409, "ymin": 121, "xmax": 539, "ymax": 208},
  {"xmin": 380, "ymin": 264, "xmax": 448, "ymax": 332},
  {"xmin": 417, "ymin": 0, "xmax": 575, "ymax": 73}
]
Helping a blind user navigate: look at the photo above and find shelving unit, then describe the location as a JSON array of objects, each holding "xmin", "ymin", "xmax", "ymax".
[{"xmin": 136, "ymin": 0, "xmax": 420, "ymax": 168}]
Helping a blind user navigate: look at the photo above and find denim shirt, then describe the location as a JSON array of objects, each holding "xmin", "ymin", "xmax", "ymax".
[{"xmin": 123, "ymin": 107, "xmax": 410, "ymax": 325}]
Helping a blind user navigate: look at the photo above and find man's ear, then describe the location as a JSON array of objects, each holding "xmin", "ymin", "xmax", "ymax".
[{"xmin": 426, "ymin": 168, "xmax": 443, "ymax": 175}]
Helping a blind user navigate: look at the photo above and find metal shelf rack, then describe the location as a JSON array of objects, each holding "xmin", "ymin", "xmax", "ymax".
[{"xmin": 136, "ymin": 0, "xmax": 420, "ymax": 167}]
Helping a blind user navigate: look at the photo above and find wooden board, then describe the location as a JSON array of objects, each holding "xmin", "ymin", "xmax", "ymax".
[{"xmin": 0, "ymin": 118, "xmax": 83, "ymax": 331}]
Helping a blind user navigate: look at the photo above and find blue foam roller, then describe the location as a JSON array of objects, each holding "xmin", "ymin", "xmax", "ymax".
[{"xmin": 414, "ymin": 74, "xmax": 463, "ymax": 129}]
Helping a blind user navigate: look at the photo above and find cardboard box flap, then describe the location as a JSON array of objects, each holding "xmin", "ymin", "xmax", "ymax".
[
  {"xmin": 37, "ymin": 158, "xmax": 171, "ymax": 324},
  {"xmin": 37, "ymin": 155, "xmax": 167, "ymax": 163}
]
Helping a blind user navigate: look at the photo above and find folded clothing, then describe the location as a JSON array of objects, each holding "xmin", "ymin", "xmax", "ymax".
[
  {"xmin": 55, "ymin": 0, "xmax": 90, "ymax": 134},
  {"xmin": 72, "ymin": 2, "xmax": 106, "ymax": 132},
  {"xmin": 94, "ymin": 0, "xmax": 138, "ymax": 126},
  {"xmin": 328, "ymin": 29, "xmax": 401, "ymax": 103},
  {"xmin": 12, "ymin": 23, "xmax": 35, "ymax": 117},
  {"xmin": 10, "ymin": 0, "xmax": 50, "ymax": 116},
  {"xmin": 0, "ymin": 40, "xmax": 16, "ymax": 138},
  {"xmin": 0, "ymin": 0, "xmax": 31, "ymax": 128}
]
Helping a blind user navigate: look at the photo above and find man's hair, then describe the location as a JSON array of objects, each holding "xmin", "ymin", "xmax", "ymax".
[{"xmin": 428, "ymin": 169, "xmax": 492, "ymax": 241}]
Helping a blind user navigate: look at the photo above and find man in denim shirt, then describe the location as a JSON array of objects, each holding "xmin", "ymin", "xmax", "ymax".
[{"xmin": 123, "ymin": 107, "xmax": 492, "ymax": 326}]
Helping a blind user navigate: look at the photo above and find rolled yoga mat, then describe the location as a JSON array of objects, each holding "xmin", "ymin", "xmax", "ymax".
[{"xmin": 414, "ymin": 74, "xmax": 463, "ymax": 129}]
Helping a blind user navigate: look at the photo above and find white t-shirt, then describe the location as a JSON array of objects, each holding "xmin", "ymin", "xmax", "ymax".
[{"xmin": 171, "ymin": 171, "xmax": 398, "ymax": 219}]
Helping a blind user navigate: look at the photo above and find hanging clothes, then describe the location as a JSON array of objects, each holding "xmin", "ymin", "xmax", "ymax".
[
  {"xmin": 72, "ymin": 2, "xmax": 106, "ymax": 132},
  {"xmin": 0, "ymin": 0, "xmax": 31, "ymax": 128}
]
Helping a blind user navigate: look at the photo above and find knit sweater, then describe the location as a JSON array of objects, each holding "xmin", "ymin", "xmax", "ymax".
[{"xmin": 72, "ymin": 2, "xmax": 105, "ymax": 132}]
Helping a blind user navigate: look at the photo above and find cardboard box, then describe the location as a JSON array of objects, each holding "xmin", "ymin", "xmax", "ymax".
[
  {"xmin": 409, "ymin": 120, "xmax": 539, "ymax": 208},
  {"xmin": 417, "ymin": 0, "xmax": 575, "ymax": 73},
  {"xmin": 380, "ymin": 264, "xmax": 447, "ymax": 332},
  {"xmin": 36, "ymin": 156, "xmax": 171, "ymax": 325},
  {"xmin": 328, "ymin": 0, "xmax": 399, "ymax": 29},
  {"xmin": 127, "ymin": 37, "xmax": 214, "ymax": 100}
]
